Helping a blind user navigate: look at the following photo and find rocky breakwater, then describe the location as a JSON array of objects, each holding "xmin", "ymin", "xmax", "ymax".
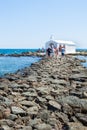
[
  {"xmin": 0, "ymin": 52, "xmax": 45, "ymax": 57},
  {"xmin": 0, "ymin": 55, "xmax": 87, "ymax": 130},
  {"xmin": 69, "ymin": 51, "xmax": 87, "ymax": 56}
]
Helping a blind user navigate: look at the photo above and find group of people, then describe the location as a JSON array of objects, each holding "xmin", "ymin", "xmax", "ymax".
[{"xmin": 46, "ymin": 44, "xmax": 65, "ymax": 58}]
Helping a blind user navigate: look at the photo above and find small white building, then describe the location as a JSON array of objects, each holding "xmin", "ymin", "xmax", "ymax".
[{"xmin": 45, "ymin": 39, "xmax": 76, "ymax": 54}]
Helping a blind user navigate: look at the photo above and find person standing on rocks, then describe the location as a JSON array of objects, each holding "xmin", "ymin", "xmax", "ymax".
[
  {"xmin": 61, "ymin": 45, "xmax": 65, "ymax": 56},
  {"xmin": 59, "ymin": 44, "xmax": 62, "ymax": 56},
  {"xmin": 54, "ymin": 47, "xmax": 58, "ymax": 59},
  {"xmin": 46, "ymin": 46, "xmax": 52, "ymax": 57}
]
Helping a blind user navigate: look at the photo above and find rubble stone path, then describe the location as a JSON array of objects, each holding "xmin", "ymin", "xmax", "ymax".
[{"xmin": 0, "ymin": 55, "xmax": 87, "ymax": 130}]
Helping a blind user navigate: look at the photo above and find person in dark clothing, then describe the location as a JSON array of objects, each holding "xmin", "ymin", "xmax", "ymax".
[
  {"xmin": 61, "ymin": 45, "xmax": 65, "ymax": 56},
  {"xmin": 46, "ymin": 47, "xmax": 52, "ymax": 57}
]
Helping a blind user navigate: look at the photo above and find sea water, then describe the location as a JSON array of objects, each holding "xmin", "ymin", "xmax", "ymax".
[
  {"xmin": 0, "ymin": 56, "xmax": 41, "ymax": 77},
  {"xmin": 76, "ymin": 55, "xmax": 87, "ymax": 68},
  {"xmin": 0, "ymin": 49, "xmax": 38, "ymax": 55},
  {"xmin": 0, "ymin": 49, "xmax": 41, "ymax": 77},
  {"xmin": 76, "ymin": 49, "xmax": 87, "ymax": 67}
]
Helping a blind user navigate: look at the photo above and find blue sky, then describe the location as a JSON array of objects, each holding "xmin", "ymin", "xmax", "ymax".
[{"xmin": 0, "ymin": 0, "xmax": 87, "ymax": 49}]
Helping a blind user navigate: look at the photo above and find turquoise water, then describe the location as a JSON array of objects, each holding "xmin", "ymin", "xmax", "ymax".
[
  {"xmin": 0, "ymin": 49, "xmax": 41, "ymax": 77},
  {"xmin": 76, "ymin": 49, "xmax": 87, "ymax": 52},
  {"xmin": 0, "ymin": 56, "xmax": 41, "ymax": 77},
  {"xmin": 76, "ymin": 55, "xmax": 87, "ymax": 68},
  {"xmin": 0, "ymin": 49, "xmax": 38, "ymax": 55},
  {"xmin": 76, "ymin": 49, "xmax": 87, "ymax": 68}
]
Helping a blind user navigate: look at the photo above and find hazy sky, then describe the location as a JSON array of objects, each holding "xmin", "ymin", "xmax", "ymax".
[{"xmin": 0, "ymin": 0, "xmax": 87, "ymax": 49}]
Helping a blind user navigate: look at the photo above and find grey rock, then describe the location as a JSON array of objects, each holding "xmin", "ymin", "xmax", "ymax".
[
  {"xmin": 76, "ymin": 113, "xmax": 87, "ymax": 125},
  {"xmin": 59, "ymin": 96, "xmax": 81, "ymax": 108},
  {"xmin": 27, "ymin": 106, "xmax": 39, "ymax": 115},
  {"xmin": 35, "ymin": 123, "xmax": 52, "ymax": 130},
  {"xmin": 48, "ymin": 100, "xmax": 61, "ymax": 110},
  {"xmin": 7, "ymin": 114, "xmax": 17, "ymax": 121},
  {"xmin": 21, "ymin": 126, "xmax": 32, "ymax": 130},
  {"xmin": 40, "ymin": 110, "xmax": 50, "ymax": 123},
  {"xmin": 29, "ymin": 119, "xmax": 41, "ymax": 127},
  {"xmin": 11, "ymin": 106, "xmax": 26, "ymax": 115},
  {"xmin": 36, "ymin": 86, "xmax": 50, "ymax": 95},
  {"xmin": 67, "ymin": 122, "xmax": 87, "ymax": 130},
  {"xmin": 19, "ymin": 100, "xmax": 36, "ymax": 107},
  {"xmin": 0, "ymin": 125, "xmax": 13, "ymax": 130},
  {"xmin": 22, "ymin": 91, "xmax": 37, "ymax": 97}
]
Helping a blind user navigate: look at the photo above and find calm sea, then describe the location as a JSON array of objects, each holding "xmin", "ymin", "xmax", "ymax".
[
  {"xmin": 0, "ymin": 49, "xmax": 41, "ymax": 77},
  {"xmin": 0, "ymin": 49, "xmax": 87, "ymax": 77},
  {"xmin": 76, "ymin": 49, "xmax": 87, "ymax": 68},
  {"xmin": 76, "ymin": 55, "xmax": 87, "ymax": 68},
  {"xmin": 0, "ymin": 49, "xmax": 38, "ymax": 55}
]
